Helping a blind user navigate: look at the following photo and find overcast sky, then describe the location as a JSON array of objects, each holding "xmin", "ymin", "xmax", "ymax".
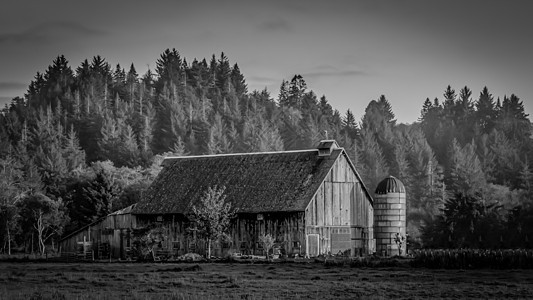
[{"xmin": 1, "ymin": 0, "xmax": 532, "ymax": 123}]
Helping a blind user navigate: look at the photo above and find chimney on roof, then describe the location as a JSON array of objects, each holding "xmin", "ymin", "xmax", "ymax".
[{"xmin": 317, "ymin": 140, "xmax": 339, "ymax": 157}]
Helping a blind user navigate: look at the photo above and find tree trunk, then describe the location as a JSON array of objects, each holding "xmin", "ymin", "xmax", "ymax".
[
  {"xmin": 207, "ymin": 238, "xmax": 211, "ymax": 259},
  {"xmin": 36, "ymin": 210, "xmax": 45, "ymax": 255},
  {"xmin": 7, "ymin": 226, "xmax": 11, "ymax": 255}
]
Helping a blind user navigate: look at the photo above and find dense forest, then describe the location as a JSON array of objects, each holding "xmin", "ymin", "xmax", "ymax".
[{"xmin": 1, "ymin": 50, "xmax": 532, "ymax": 254}]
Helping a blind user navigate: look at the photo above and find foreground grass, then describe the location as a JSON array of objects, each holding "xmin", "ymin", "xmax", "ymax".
[{"xmin": 0, "ymin": 262, "xmax": 532, "ymax": 299}]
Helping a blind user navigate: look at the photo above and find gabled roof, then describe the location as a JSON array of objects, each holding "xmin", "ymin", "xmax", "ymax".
[{"xmin": 133, "ymin": 149, "xmax": 346, "ymax": 214}]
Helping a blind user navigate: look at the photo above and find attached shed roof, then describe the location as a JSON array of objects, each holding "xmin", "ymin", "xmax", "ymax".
[
  {"xmin": 133, "ymin": 149, "xmax": 348, "ymax": 215},
  {"xmin": 59, "ymin": 204, "xmax": 136, "ymax": 243}
]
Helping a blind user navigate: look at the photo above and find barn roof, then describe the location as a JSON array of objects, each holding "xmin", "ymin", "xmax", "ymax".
[{"xmin": 133, "ymin": 147, "xmax": 368, "ymax": 215}]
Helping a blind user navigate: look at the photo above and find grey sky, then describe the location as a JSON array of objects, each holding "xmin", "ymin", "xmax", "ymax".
[{"xmin": 1, "ymin": 0, "xmax": 532, "ymax": 123}]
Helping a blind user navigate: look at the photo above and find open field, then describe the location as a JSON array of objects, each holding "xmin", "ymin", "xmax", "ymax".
[{"xmin": 1, "ymin": 261, "xmax": 532, "ymax": 299}]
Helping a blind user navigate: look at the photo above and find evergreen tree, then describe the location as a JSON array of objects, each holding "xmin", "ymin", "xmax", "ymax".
[
  {"xmin": 357, "ymin": 128, "xmax": 389, "ymax": 191},
  {"xmin": 155, "ymin": 48, "xmax": 183, "ymax": 93},
  {"xmin": 287, "ymin": 74, "xmax": 307, "ymax": 108},
  {"xmin": 449, "ymin": 139, "xmax": 486, "ymax": 196},
  {"xmin": 278, "ymin": 79, "xmax": 289, "ymax": 107},
  {"xmin": 476, "ymin": 87, "xmax": 497, "ymax": 134},
  {"xmin": 216, "ymin": 52, "xmax": 232, "ymax": 96},
  {"xmin": 341, "ymin": 109, "xmax": 358, "ymax": 139},
  {"xmin": 230, "ymin": 63, "xmax": 247, "ymax": 98},
  {"xmin": 498, "ymin": 94, "xmax": 531, "ymax": 144},
  {"xmin": 126, "ymin": 63, "xmax": 139, "ymax": 103},
  {"xmin": 63, "ymin": 125, "xmax": 86, "ymax": 172}
]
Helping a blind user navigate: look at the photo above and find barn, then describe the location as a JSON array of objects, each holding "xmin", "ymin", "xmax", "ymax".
[
  {"xmin": 132, "ymin": 140, "xmax": 375, "ymax": 258},
  {"xmin": 58, "ymin": 204, "xmax": 136, "ymax": 260},
  {"xmin": 59, "ymin": 140, "xmax": 375, "ymax": 259}
]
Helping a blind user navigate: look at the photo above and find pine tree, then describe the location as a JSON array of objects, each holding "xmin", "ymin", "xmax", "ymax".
[
  {"xmin": 126, "ymin": 63, "xmax": 139, "ymax": 103},
  {"xmin": 155, "ymin": 48, "xmax": 183, "ymax": 94},
  {"xmin": 442, "ymin": 85, "xmax": 456, "ymax": 118},
  {"xmin": 476, "ymin": 87, "xmax": 497, "ymax": 134},
  {"xmin": 112, "ymin": 63, "xmax": 126, "ymax": 102},
  {"xmin": 498, "ymin": 94, "xmax": 531, "ymax": 144},
  {"xmin": 341, "ymin": 109, "xmax": 358, "ymax": 139},
  {"xmin": 63, "ymin": 125, "xmax": 86, "ymax": 172},
  {"xmin": 278, "ymin": 79, "xmax": 289, "ymax": 107},
  {"xmin": 169, "ymin": 136, "xmax": 188, "ymax": 156},
  {"xmin": 230, "ymin": 63, "xmax": 247, "ymax": 98},
  {"xmin": 519, "ymin": 157, "xmax": 532, "ymax": 193},
  {"xmin": 449, "ymin": 139, "xmax": 486, "ymax": 195},
  {"xmin": 216, "ymin": 52, "xmax": 232, "ymax": 96},
  {"xmin": 119, "ymin": 125, "xmax": 140, "ymax": 167},
  {"xmin": 287, "ymin": 75, "xmax": 307, "ymax": 108},
  {"xmin": 357, "ymin": 128, "xmax": 389, "ymax": 190}
]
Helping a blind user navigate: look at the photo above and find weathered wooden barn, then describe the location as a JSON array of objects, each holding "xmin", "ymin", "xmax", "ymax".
[
  {"xmin": 132, "ymin": 140, "xmax": 375, "ymax": 258},
  {"xmin": 58, "ymin": 140, "xmax": 375, "ymax": 259},
  {"xmin": 58, "ymin": 204, "xmax": 136, "ymax": 259}
]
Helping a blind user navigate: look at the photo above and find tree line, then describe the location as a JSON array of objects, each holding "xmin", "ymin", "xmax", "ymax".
[{"xmin": 0, "ymin": 49, "xmax": 532, "ymax": 254}]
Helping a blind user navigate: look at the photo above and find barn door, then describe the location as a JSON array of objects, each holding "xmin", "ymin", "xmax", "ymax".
[{"xmin": 306, "ymin": 234, "xmax": 319, "ymax": 257}]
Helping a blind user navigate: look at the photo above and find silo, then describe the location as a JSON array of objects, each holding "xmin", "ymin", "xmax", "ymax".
[{"xmin": 373, "ymin": 176, "xmax": 406, "ymax": 256}]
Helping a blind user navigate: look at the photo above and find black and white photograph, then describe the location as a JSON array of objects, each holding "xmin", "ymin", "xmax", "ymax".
[{"xmin": 1, "ymin": 0, "xmax": 533, "ymax": 299}]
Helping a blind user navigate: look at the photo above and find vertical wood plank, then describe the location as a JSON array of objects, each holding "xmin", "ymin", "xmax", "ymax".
[
  {"xmin": 324, "ymin": 182, "xmax": 333, "ymax": 225},
  {"xmin": 317, "ymin": 184, "xmax": 324, "ymax": 226},
  {"xmin": 332, "ymin": 183, "xmax": 340, "ymax": 225},
  {"xmin": 344, "ymin": 183, "xmax": 350, "ymax": 225}
]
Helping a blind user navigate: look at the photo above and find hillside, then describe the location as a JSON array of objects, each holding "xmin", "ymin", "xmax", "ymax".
[{"xmin": 1, "ymin": 50, "xmax": 532, "ymax": 254}]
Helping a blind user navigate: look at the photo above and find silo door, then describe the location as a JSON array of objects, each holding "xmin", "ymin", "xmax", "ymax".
[{"xmin": 306, "ymin": 234, "xmax": 319, "ymax": 257}]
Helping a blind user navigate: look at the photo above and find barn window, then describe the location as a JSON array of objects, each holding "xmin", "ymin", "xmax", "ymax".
[
  {"xmin": 156, "ymin": 215, "xmax": 163, "ymax": 222},
  {"xmin": 172, "ymin": 241, "xmax": 180, "ymax": 250},
  {"xmin": 102, "ymin": 228, "xmax": 114, "ymax": 235},
  {"xmin": 222, "ymin": 240, "xmax": 231, "ymax": 249}
]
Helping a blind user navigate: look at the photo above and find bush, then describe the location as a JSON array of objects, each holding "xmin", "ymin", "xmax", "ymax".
[{"xmin": 411, "ymin": 249, "xmax": 533, "ymax": 269}]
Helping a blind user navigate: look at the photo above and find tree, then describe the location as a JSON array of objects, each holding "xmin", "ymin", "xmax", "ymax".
[
  {"xmin": 17, "ymin": 193, "xmax": 68, "ymax": 254},
  {"xmin": 63, "ymin": 125, "xmax": 86, "ymax": 172},
  {"xmin": 448, "ymin": 139, "xmax": 486, "ymax": 196},
  {"xmin": 476, "ymin": 87, "xmax": 497, "ymax": 134},
  {"xmin": 341, "ymin": 109, "xmax": 358, "ymax": 139},
  {"xmin": 230, "ymin": 63, "xmax": 247, "ymax": 98},
  {"xmin": 131, "ymin": 225, "xmax": 167, "ymax": 261},
  {"xmin": 278, "ymin": 79, "xmax": 289, "ymax": 107},
  {"xmin": 287, "ymin": 74, "xmax": 307, "ymax": 108},
  {"xmin": 259, "ymin": 233, "xmax": 276, "ymax": 259},
  {"xmin": 0, "ymin": 155, "xmax": 23, "ymax": 255},
  {"xmin": 188, "ymin": 186, "xmax": 234, "ymax": 258}
]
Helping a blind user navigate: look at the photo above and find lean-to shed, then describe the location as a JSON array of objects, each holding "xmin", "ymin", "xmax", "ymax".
[
  {"xmin": 58, "ymin": 204, "xmax": 137, "ymax": 259},
  {"xmin": 133, "ymin": 140, "xmax": 375, "ymax": 257}
]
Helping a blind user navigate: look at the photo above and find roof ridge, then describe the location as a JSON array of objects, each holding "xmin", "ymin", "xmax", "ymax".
[{"xmin": 163, "ymin": 148, "xmax": 322, "ymax": 161}]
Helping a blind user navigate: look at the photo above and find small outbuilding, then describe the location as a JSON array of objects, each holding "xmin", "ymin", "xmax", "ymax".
[{"xmin": 58, "ymin": 204, "xmax": 136, "ymax": 259}]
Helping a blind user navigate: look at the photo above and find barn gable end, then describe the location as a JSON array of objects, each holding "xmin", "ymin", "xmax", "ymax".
[{"xmin": 304, "ymin": 151, "xmax": 374, "ymax": 256}]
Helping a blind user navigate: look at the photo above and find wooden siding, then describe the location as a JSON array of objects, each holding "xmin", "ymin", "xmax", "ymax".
[
  {"xmin": 305, "ymin": 153, "xmax": 374, "ymax": 256},
  {"xmin": 135, "ymin": 212, "xmax": 306, "ymax": 257},
  {"xmin": 59, "ymin": 213, "xmax": 137, "ymax": 259}
]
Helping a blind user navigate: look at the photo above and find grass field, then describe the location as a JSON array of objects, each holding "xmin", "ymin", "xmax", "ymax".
[{"xmin": 1, "ymin": 261, "xmax": 532, "ymax": 299}]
